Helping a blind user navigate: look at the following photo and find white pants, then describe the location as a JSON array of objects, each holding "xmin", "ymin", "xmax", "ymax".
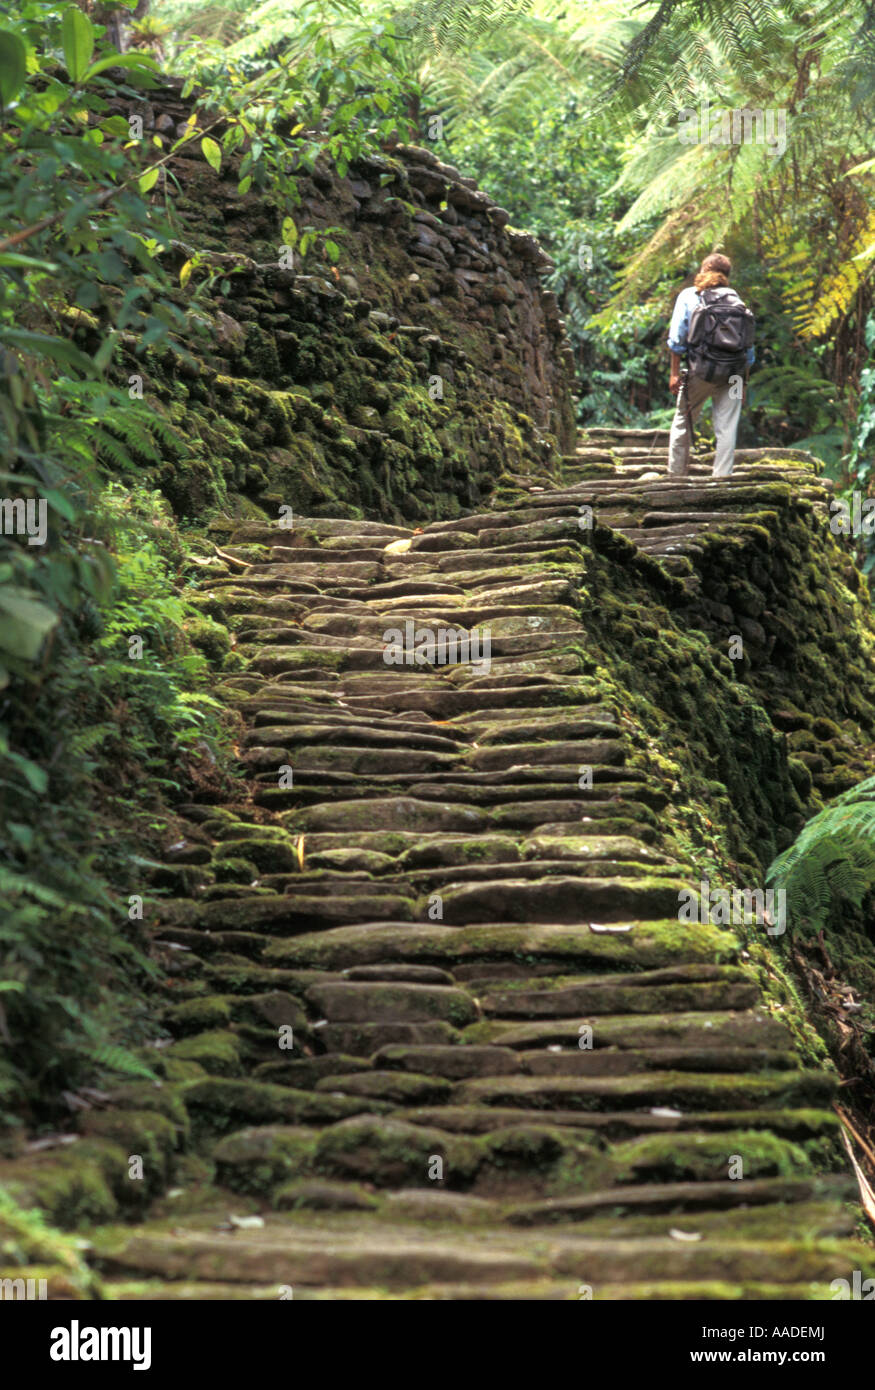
[{"xmin": 668, "ymin": 373, "xmax": 743, "ymax": 477}]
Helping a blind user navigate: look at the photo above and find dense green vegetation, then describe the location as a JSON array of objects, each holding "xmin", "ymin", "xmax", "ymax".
[
  {"xmin": 3, "ymin": 0, "xmax": 875, "ymax": 1136},
  {"xmin": 0, "ymin": 0, "xmax": 416, "ymax": 1123}
]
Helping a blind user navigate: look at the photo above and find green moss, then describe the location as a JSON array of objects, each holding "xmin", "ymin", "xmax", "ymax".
[
  {"xmin": 184, "ymin": 616, "xmax": 231, "ymax": 662},
  {"xmin": 168, "ymin": 1029, "xmax": 243, "ymax": 1077},
  {"xmin": 0, "ymin": 1187, "xmax": 103, "ymax": 1295},
  {"xmin": 165, "ymin": 996, "xmax": 232, "ymax": 1036},
  {"xmin": 181, "ymin": 1077, "xmax": 379, "ymax": 1138},
  {"xmin": 212, "ymin": 856, "xmax": 259, "ymax": 884},
  {"xmin": 0, "ymin": 1145, "xmax": 120, "ymax": 1228},
  {"xmin": 610, "ymin": 1130, "xmax": 828, "ymax": 1185},
  {"xmin": 213, "ymin": 1125, "xmax": 317, "ymax": 1195},
  {"xmin": 80, "ymin": 1110, "xmax": 180, "ymax": 1198},
  {"xmin": 314, "ymin": 1116, "xmax": 481, "ymax": 1188}
]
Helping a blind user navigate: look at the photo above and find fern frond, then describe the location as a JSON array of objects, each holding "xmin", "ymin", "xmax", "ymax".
[{"xmin": 767, "ymin": 787, "xmax": 875, "ymax": 938}]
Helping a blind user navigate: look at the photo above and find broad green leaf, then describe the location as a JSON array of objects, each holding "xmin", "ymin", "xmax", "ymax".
[
  {"xmin": 0, "ymin": 252, "xmax": 57, "ymax": 272},
  {"xmin": 0, "ymin": 589, "xmax": 59, "ymax": 662},
  {"xmin": 0, "ymin": 31, "xmax": 26, "ymax": 108},
  {"xmin": 237, "ymin": 175, "xmax": 252, "ymax": 195},
  {"xmin": 201, "ymin": 136, "xmax": 222, "ymax": 173},
  {"xmin": 61, "ymin": 6, "xmax": 94, "ymax": 84},
  {"xmin": 18, "ymin": 757, "xmax": 47, "ymax": 794},
  {"xmin": 100, "ymin": 115, "xmax": 130, "ymax": 138},
  {"xmin": 281, "ymin": 217, "xmax": 298, "ymax": 249},
  {"xmin": 43, "ymin": 488, "xmax": 76, "ymax": 522},
  {"xmin": 138, "ymin": 165, "xmax": 160, "ymax": 193},
  {"xmin": 2, "ymin": 329, "xmax": 96, "ymax": 376},
  {"xmin": 7, "ymin": 822, "xmax": 34, "ymax": 851},
  {"xmin": 82, "ymin": 51, "xmax": 157, "ymax": 81},
  {"xmin": 179, "ymin": 259, "xmax": 194, "ymax": 287}
]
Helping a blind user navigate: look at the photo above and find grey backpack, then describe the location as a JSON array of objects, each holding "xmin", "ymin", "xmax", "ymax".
[{"xmin": 686, "ymin": 286, "xmax": 755, "ymax": 383}]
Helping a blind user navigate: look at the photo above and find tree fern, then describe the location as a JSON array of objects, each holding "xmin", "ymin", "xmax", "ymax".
[
  {"xmin": 80, "ymin": 1042, "xmax": 157, "ymax": 1081},
  {"xmin": 767, "ymin": 780, "xmax": 875, "ymax": 940},
  {"xmin": 570, "ymin": 0, "xmax": 875, "ymax": 376}
]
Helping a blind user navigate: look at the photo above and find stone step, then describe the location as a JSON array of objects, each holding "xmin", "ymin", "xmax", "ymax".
[
  {"xmin": 490, "ymin": 1009, "xmax": 791, "ymax": 1050},
  {"xmin": 507, "ymin": 1175, "xmax": 856, "ymax": 1225},
  {"xmin": 262, "ymin": 919, "xmax": 736, "ymax": 972},
  {"xmin": 368, "ymin": 1041, "xmax": 797, "ymax": 1080},
  {"xmin": 23, "ymin": 433, "xmax": 860, "ymax": 1304},
  {"xmin": 480, "ymin": 971, "xmax": 758, "ymax": 1018},
  {"xmin": 94, "ymin": 1224, "xmax": 868, "ymax": 1289},
  {"xmin": 401, "ymin": 1105, "xmax": 840, "ymax": 1143},
  {"xmin": 453, "ymin": 1070, "xmax": 835, "ymax": 1112}
]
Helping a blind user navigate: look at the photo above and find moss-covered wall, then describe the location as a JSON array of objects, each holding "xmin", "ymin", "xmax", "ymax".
[{"xmin": 86, "ymin": 79, "xmax": 576, "ymax": 526}]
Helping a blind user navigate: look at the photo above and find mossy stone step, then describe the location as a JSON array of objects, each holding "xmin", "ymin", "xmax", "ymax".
[
  {"xmin": 263, "ymin": 919, "xmax": 737, "ymax": 972},
  {"xmin": 265, "ymin": 545, "xmax": 388, "ymax": 562},
  {"xmin": 490, "ymin": 1008, "xmax": 791, "ymax": 1050},
  {"xmin": 305, "ymin": 982, "xmax": 479, "ymax": 1026},
  {"xmin": 374, "ymin": 1045, "xmax": 523, "ymax": 1079},
  {"xmin": 511, "ymin": 1046, "xmax": 799, "ymax": 1077},
  {"xmin": 320, "ymin": 1021, "xmax": 463, "ymax": 1055},
  {"xmin": 164, "ymin": 991, "xmax": 305, "ymax": 1037},
  {"xmin": 241, "ymin": 722, "xmax": 464, "ymax": 753},
  {"xmin": 181, "ymin": 1078, "xmax": 391, "ymax": 1135},
  {"xmin": 95, "ymin": 1275, "xmax": 847, "ymax": 1301},
  {"xmin": 403, "ymin": 857, "xmax": 674, "ymax": 888},
  {"xmin": 281, "ymin": 796, "xmax": 491, "ymax": 833},
  {"xmin": 506, "ymin": 1175, "xmax": 855, "ymax": 1226},
  {"xmin": 464, "ymin": 738, "xmax": 623, "ymax": 772},
  {"xmin": 344, "ymin": 964, "xmax": 456, "ymax": 984},
  {"xmin": 453, "ymin": 1070, "xmax": 836, "ymax": 1112},
  {"xmin": 519, "ymin": 833, "xmax": 672, "ymax": 863},
  {"xmin": 437, "ymin": 874, "xmax": 683, "ymax": 924},
  {"xmin": 184, "ymin": 891, "xmax": 416, "ymax": 933},
  {"xmin": 480, "ymin": 975, "xmax": 758, "ymax": 1018},
  {"xmin": 213, "ymin": 1125, "xmax": 319, "ymax": 1194},
  {"xmin": 94, "ymin": 1223, "xmax": 873, "ymax": 1289},
  {"xmin": 398, "ymin": 1105, "xmax": 841, "ymax": 1143},
  {"xmin": 489, "ymin": 799, "xmax": 658, "ymax": 829},
  {"xmin": 508, "ymin": 1200, "xmax": 857, "ymax": 1244},
  {"xmin": 253, "ymin": 1055, "xmax": 372, "ymax": 1086},
  {"xmin": 229, "ymin": 518, "xmax": 410, "ymax": 543},
  {"xmin": 314, "ymin": 1071, "xmax": 454, "ymax": 1105},
  {"xmin": 252, "ymin": 743, "xmax": 461, "ymax": 776}
]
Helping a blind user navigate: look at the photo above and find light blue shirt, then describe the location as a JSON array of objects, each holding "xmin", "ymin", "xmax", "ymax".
[{"xmin": 668, "ymin": 285, "xmax": 755, "ymax": 365}]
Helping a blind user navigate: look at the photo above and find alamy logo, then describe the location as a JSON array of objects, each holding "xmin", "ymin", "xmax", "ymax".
[
  {"xmin": 50, "ymin": 1320, "xmax": 152, "ymax": 1371},
  {"xmin": 830, "ymin": 1271, "xmax": 875, "ymax": 1299},
  {"xmin": 678, "ymin": 879, "xmax": 786, "ymax": 935},
  {"xmin": 0, "ymin": 1276, "xmax": 47, "ymax": 1299},
  {"xmin": 829, "ymin": 493, "xmax": 875, "ymax": 535},
  {"xmin": 382, "ymin": 620, "xmax": 491, "ymax": 674},
  {"xmin": 0, "ymin": 497, "xmax": 47, "ymax": 545},
  {"xmin": 677, "ymin": 100, "xmax": 787, "ymax": 157}
]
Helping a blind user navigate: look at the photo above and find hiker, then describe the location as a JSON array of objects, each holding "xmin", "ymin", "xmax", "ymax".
[{"xmin": 667, "ymin": 252, "xmax": 755, "ymax": 478}]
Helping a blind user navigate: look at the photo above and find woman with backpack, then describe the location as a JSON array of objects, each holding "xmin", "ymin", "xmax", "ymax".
[{"xmin": 666, "ymin": 252, "xmax": 755, "ymax": 478}]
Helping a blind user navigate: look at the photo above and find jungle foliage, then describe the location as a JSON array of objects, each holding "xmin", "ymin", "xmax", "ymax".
[{"xmin": 0, "ymin": 0, "xmax": 413, "ymax": 1121}]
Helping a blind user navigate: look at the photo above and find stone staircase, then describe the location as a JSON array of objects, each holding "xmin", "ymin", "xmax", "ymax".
[{"xmin": 5, "ymin": 431, "xmax": 871, "ymax": 1301}]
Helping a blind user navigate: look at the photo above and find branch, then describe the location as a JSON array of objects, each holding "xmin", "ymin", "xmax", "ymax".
[{"xmin": 0, "ymin": 118, "xmax": 224, "ymax": 255}]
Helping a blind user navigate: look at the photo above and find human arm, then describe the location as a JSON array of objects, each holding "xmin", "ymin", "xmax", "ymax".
[
  {"xmin": 669, "ymin": 351, "xmax": 683, "ymax": 396},
  {"xmin": 667, "ymin": 289, "xmax": 695, "ymax": 396}
]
